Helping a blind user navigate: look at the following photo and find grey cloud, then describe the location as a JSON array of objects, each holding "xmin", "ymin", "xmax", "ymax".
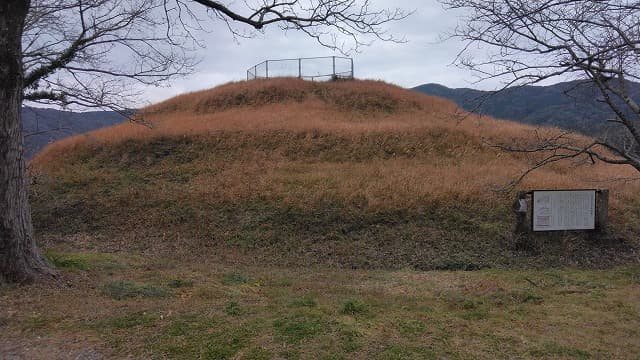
[{"xmin": 141, "ymin": 0, "xmax": 499, "ymax": 104}]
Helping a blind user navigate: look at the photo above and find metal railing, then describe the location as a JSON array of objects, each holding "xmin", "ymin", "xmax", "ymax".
[{"xmin": 247, "ymin": 56, "xmax": 354, "ymax": 81}]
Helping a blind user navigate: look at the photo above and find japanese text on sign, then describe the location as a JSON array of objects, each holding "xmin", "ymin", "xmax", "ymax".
[{"xmin": 532, "ymin": 190, "xmax": 596, "ymax": 231}]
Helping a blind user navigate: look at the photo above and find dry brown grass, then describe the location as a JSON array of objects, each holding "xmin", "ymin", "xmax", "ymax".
[
  {"xmin": 27, "ymin": 78, "xmax": 640, "ymax": 270},
  {"xmin": 32, "ymin": 78, "xmax": 640, "ymax": 208}
]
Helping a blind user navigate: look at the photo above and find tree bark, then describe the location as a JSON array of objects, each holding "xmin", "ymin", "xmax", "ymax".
[{"xmin": 0, "ymin": 0, "xmax": 54, "ymax": 283}]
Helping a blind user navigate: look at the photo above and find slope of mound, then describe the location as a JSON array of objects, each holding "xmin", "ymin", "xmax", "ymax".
[{"xmin": 30, "ymin": 79, "xmax": 640, "ymax": 269}]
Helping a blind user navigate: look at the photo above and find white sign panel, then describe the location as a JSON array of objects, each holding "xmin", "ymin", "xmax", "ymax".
[{"xmin": 532, "ymin": 190, "xmax": 596, "ymax": 231}]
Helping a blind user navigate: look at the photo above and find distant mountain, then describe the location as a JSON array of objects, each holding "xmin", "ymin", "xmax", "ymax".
[
  {"xmin": 412, "ymin": 80, "xmax": 640, "ymax": 136},
  {"xmin": 21, "ymin": 106, "xmax": 127, "ymax": 159}
]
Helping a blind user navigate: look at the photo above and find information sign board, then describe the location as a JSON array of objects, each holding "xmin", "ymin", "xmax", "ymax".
[{"xmin": 532, "ymin": 190, "xmax": 596, "ymax": 231}]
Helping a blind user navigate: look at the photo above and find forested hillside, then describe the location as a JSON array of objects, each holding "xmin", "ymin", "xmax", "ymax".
[
  {"xmin": 22, "ymin": 106, "xmax": 126, "ymax": 159},
  {"xmin": 413, "ymin": 81, "xmax": 640, "ymax": 136}
]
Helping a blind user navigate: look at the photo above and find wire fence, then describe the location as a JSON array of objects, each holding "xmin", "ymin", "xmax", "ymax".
[{"xmin": 247, "ymin": 56, "xmax": 354, "ymax": 81}]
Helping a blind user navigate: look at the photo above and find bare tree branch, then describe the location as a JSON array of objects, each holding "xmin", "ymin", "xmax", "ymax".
[
  {"xmin": 21, "ymin": 0, "xmax": 410, "ymax": 113},
  {"xmin": 439, "ymin": 0, "xmax": 640, "ymax": 182}
]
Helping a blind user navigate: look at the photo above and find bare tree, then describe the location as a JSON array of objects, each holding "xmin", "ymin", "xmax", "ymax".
[
  {"xmin": 439, "ymin": 0, "xmax": 640, "ymax": 179},
  {"xmin": 0, "ymin": 0, "xmax": 409, "ymax": 283},
  {"xmin": 21, "ymin": 0, "xmax": 198, "ymax": 112}
]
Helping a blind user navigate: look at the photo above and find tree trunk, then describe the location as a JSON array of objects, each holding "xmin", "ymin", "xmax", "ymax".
[{"xmin": 0, "ymin": 0, "xmax": 54, "ymax": 283}]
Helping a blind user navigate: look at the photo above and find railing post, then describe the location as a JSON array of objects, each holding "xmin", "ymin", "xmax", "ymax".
[
  {"xmin": 513, "ymin": 191, "xmax": 529, "ymax": 235},
  {"xmin": 265, "ymin": 60, "xmax": 269, "ymax": 79},
  {"xmin": 298, "ymin": 58, "xmax": 302, "ymax": 78},
  {"xmin": 350, "ymin": 58, "xmax": 354, "ymax": 78},
  {"xmin": 596, "ymin": 189, "xmax": 609, "ymax": 232},
  {"xmin": 332, "ymin": 56, "xmax": 336, "ymax": 78}
]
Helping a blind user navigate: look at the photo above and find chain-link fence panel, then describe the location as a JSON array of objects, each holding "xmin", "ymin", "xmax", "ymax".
[{"xmin": 247, "ymin": 56, "xmax": 353, "ymax": 81}]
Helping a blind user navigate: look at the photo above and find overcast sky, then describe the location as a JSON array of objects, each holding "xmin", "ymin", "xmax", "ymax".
[{"xmin": 141, "ymin": 0, "xmax": 491, "ymax": 105}]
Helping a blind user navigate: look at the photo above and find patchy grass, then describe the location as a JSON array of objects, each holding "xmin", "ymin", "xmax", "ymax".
[
  {"xmin": 167, "ymin": 278, "xmax": 194, "ymax": 289},
  {"xmin": 224, "ymin": 301, "xmax": 243, "ymax": 316},
  {"xmin": 527, "ymin": 342, "xmax": 592, "ymax": 359},
  {"xmin": 109, "ymin": 311, "xmax": 157, "ymax": 329},
  {"xmin": 290, "ymin": 296, "xmax": 318, "ymax": 308},
  {"xmin": 12, "ymin": 79, "xmax": 640, "ymax": 358},
  {"xmin": 102, "ymin": 280, "xmax": 170, "ymax": 300},
  {"xmin": 273, "ymin": 313, "xmax": 327, "ymax": 343},
  {"xmin": 340, "ymin": 300, "xmax": 369, "ymax": 316},
  {"xmin": 2, "ymin": 258, "xmax": 639, "ymax": 358},
  {"xmin": 222, "ymin": 273, "xmax": 251, "ymax": 285},
  {"xmin": 44, "ymin": 251, "xmax": 89, "ymax": 270},
  {"xmin": 43, "ymin": 250, "xmax": 122, "ymax": 271}
]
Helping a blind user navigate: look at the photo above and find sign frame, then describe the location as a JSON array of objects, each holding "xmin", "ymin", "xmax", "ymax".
[{"xmin": 531, "ymin": 189, "xmax": 599, "ymax": 232}]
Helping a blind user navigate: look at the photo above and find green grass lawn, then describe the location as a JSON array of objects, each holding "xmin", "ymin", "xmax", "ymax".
[{"xmin": 1, "ymin": 248, "xmax": 639, "ymax": 359}]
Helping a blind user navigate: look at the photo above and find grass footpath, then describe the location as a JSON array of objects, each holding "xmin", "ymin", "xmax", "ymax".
[{"xmin": 1, "ymin": 248, "xmax": 639, "ymax": 359}]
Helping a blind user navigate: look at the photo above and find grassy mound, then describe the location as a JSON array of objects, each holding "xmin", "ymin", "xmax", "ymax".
[
  {"xmin": 30, "ymin": 79, "xmax": 640, "ymax": 269},
  {"xmin": 145, "ymin": 78, "xmax": 424, "ymax": 114}
]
